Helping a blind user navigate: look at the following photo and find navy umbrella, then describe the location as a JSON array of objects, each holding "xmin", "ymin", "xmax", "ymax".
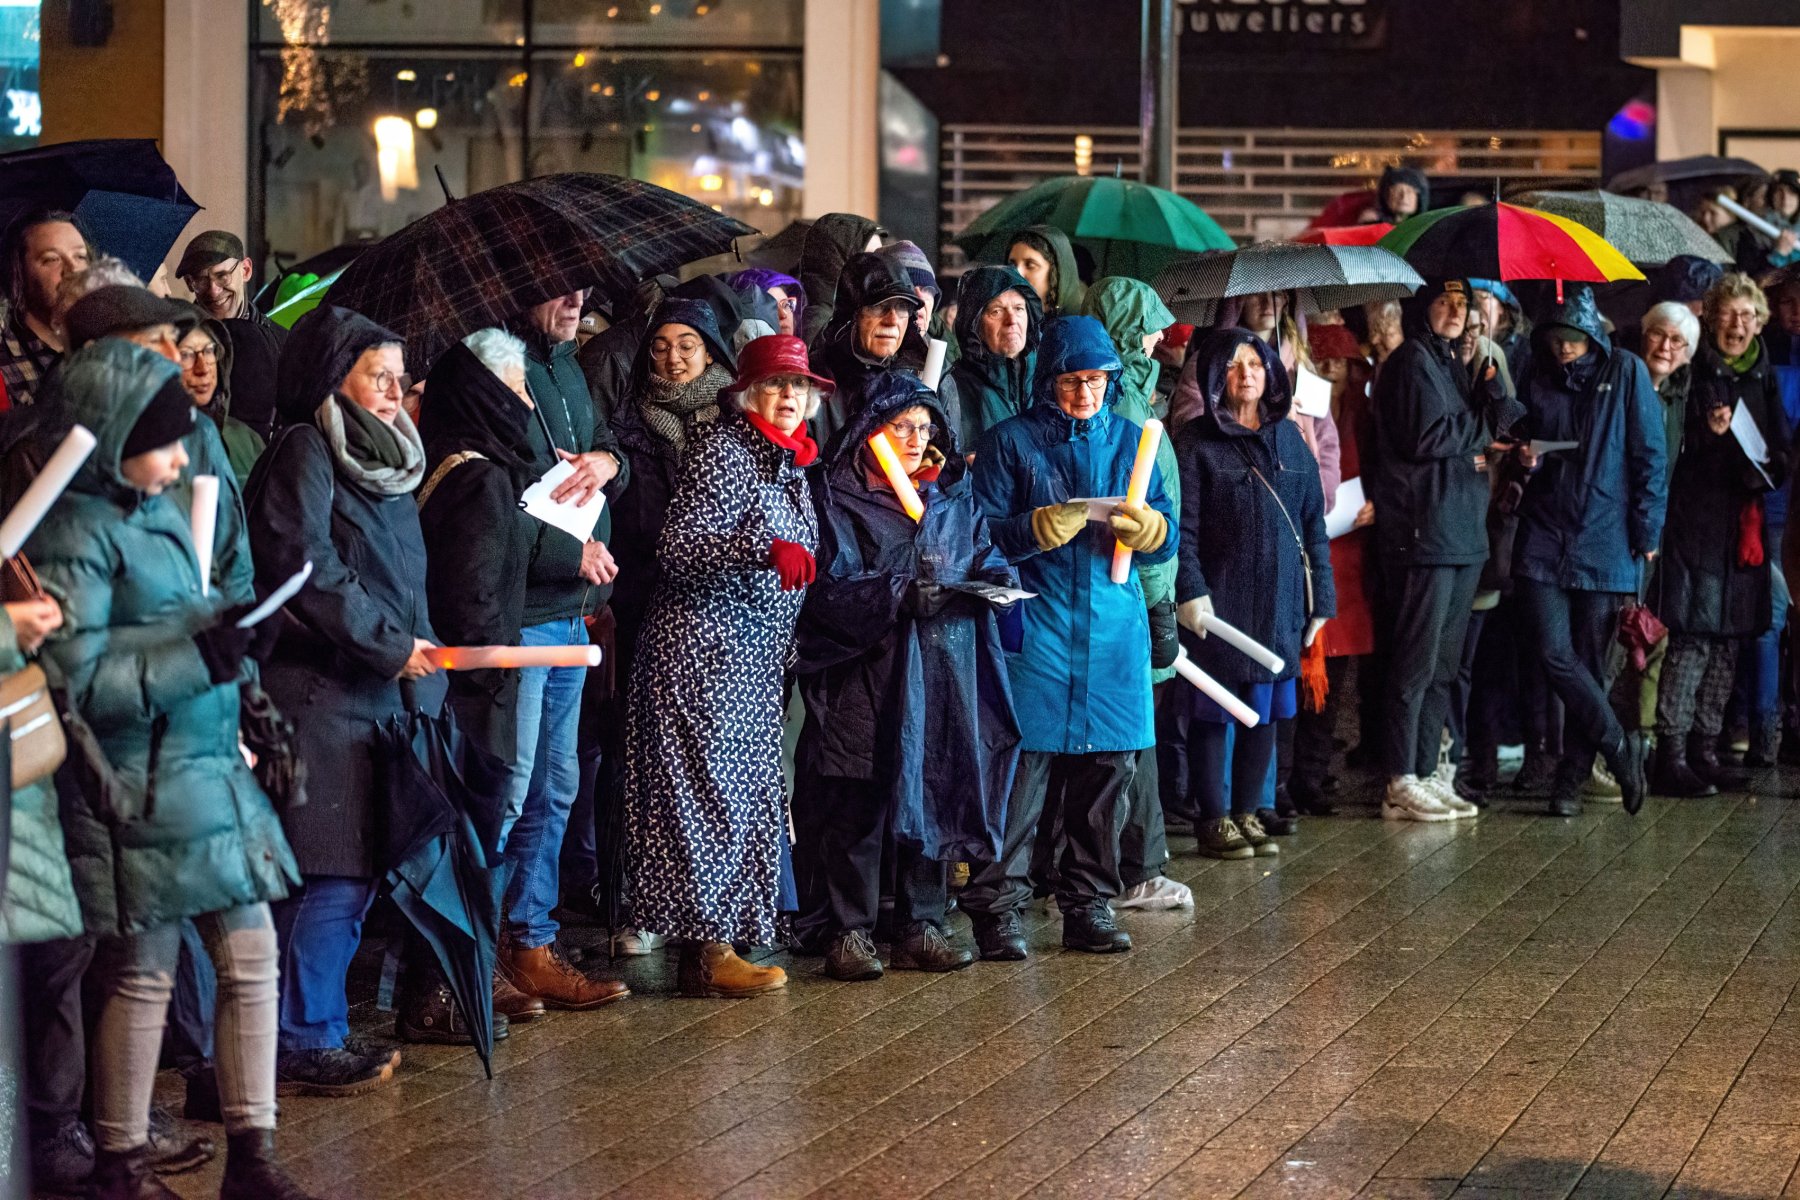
[{"xmin": 0, "ymin": 139, "xmax": 201, "ymax": 281}]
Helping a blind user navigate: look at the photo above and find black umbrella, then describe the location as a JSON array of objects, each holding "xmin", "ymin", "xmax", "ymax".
[
  {"xmin": 0, "ymin": 139, "xmax": 200, "ymax": 282},
  {"xmin": 375, "ymin": 705, "xmax": 511, "ymax": 1075},
  {"xmin": 1607, "ymin": 155, "xmax": 1767, "ymax": 194},
  {"xmin": 746, "ymin": 218, "xmax": 812, "ymax": 274}
]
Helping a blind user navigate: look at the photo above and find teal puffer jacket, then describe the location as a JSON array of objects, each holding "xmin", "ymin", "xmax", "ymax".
[
  {"xmin": 27, "ymin": 342, "xmax": 298, "ymax": 936},
  {"xmin": 0, "ymin": 605, "xmax": 82, "ymax": 944}
]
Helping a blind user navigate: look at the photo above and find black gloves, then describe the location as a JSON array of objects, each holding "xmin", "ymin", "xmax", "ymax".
[
  {"xmin": 902, "ymin": 580, "xmax": 952, "ymax": 621},
  {"xmin": 1148, "ymin": 599, "xmax": 1179, "ymax": 670},
  {"xmin": 193, "ymin": 622, "xmax": 255, "ymax": 686}
]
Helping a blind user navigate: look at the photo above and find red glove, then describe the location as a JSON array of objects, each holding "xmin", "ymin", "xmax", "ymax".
[{"xmin": 768, "ymin": 539, "xmax": 816, "ymax": 590}]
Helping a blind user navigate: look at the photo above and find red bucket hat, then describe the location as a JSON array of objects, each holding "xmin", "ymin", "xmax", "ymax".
[
  {"xmin": 1306, "ymin": 322, "xmax": 1364, "ymax": 363},
  {"xmin": 725, "ymin": 334, "xmax": 835, "ymax": 395}
]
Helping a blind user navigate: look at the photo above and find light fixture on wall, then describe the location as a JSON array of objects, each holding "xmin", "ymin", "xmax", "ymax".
[
  {"xmin": 415, "ymin": 107, "xmax": 439, "ymax": 130},
  {"xmin": 373, "ymin": 115, "xmax": 419, "ymax": 201}
]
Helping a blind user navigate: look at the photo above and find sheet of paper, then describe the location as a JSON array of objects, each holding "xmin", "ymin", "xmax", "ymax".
[
  {"xmin": 1078, "ymin": 496, "xmax": 1126, "ymax": 521},
  {"xmin": 1325, "ymin": 477, "xmax": 1365, "ymax": 539},
  {"xmin": 520, "ymin": 460, "xmax": 605, "ymax": 544},
  {"xmin": 236, "ymin": 562, "xmax": 313, "ymax": 629},
  {"xmin": 943, "ymin": 581, "xmax": 1036, "ymax": 605},
  {"xmin": 1292, "ymin": 365, "xmax": 1333, "ymax": 419},
  {"xmin": 1528, "ymin": 439, "xmax": 1580, "ymax": 457},
  {"xmin": 1731, "ymin": 400, "xmax": 1776, "ymax": 487}
]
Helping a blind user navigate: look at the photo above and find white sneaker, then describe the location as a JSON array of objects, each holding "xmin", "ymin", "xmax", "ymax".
[
  {"xmin": 1583, "ymin": 758, "xmax": 1623, "ymax": 802},
  {"xmin": 1115, "ymin": 875, "xmax": 1194, "ymax": 910},
  {"xmin": 610, "ymin": 928, "xmax": 665, "ymax": 956},
  {"xmin": 1383, "ymin": 775, "xmax": 1457, "ymax": 822},
  {"xmin": 1425, "ymin": 763, "xmax": 1481, "ymax": 818}
]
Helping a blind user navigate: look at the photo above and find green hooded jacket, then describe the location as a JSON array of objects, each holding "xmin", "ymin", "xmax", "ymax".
[
  {"xmin": 947, "ymin": 265, "xmax": 1043, "ymax": 449},
  {"xmin": 27, "ymin": 341, "xmax": 298, "ymax": 936},
  {"xmin": 1011, "ymin": 225, "xmax": 1088, "ymax": 319},
  {"xmin": 1084, "ymin": 277, "xmax": 1179, "ymax": 682}
]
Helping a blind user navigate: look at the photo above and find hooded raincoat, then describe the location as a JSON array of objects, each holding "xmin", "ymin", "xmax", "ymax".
[
  {"xmin": 972, "ymin": 316, "xmax": 1177, "ymax": 754},
  {"xmin": 1174, "ymin": 329, "xmax": 1336, "ymax": 685},
  {"xmin": 814, "ymin": 252, "xmax": 955, "ymax": 449},
  {"xmin": 180, "ymin": 305, "xmax": 265, "ymax": 486},
  {"xmin": 29, "ymin": 342, "xmax": 298, "ymax": 935},
  {"xmin": 795, "ymin": 372, "xmax": 1020, "ymax": 863},
  {"xmin": 798, "ymin": 213, "xmax": 884, "ymax": 346},
  {"xmin": 948, "ymin": 266, "xmax": 1042, "ymax": 448},
  {"xmin": 1008, "ymin": 225, "xmax": 1086, "ymax": 318}
]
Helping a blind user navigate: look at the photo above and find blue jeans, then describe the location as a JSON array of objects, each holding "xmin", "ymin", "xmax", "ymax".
[
  {"xmin": 502, "ymin": 617, "xmax": 587, "ymax": 949},
  {"xmin": 1749, "ymin": 524, "xmax": 1790, "ymax": 725},
  {"xmin": 270, "ymin": 875, "xmax": 377, "ymax": 1053}
]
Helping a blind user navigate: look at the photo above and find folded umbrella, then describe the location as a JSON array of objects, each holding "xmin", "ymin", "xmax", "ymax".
[
  {"xmin": 1153, "ymin": 241, "xmax": 1423, "ymax": 325},
  {"xmin": 1515, "ymin": 189, "xmax": 1729, "ymax": 267},
  {"xmin": 952, "ymin": 174, "xmax": 1235, "ymax": 281},
  {"xmin": 1378, "ymin": 202, "xmax": 1644, "ymax": 289},
  {"xmin": 326, "ymin": 173, "xmax": 757, "ymax": 370},
  {"xmin": 1607, "ymin": 155, "xmax": 1766, "ymax": 194},
  {"xmin": 0, "ymin": 139, "xmax": 201, "ymax": 282}
]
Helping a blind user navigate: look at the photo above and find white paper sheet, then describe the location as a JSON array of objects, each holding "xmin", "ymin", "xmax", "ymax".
[
  {"xmin": 520, "ymin": 460, "xmax": 605, "ymax": 544},
  {"xmin": 1292, "ymin": 365, "xmax": 1333, "ymax": 418},
  {"xmin": 943, "ymin": 581, "xmax": 1036, "ymax": 605},
  {"xmin": 1731, "ymin": 400, "xmax": 1775, "ymax": 488},
  {"xmin": 236, "ymin": 562, "xmax": 314, "ymax": 629},
  {"xmin": 1528, "ymin": 439, "xmax": 1580, "ymax": 457},
  {"xmin": 1079, "ymin": 495, "xmax": 1126, "ymax": 521},
  {"xmin": 1325, "ymin": 477, "xmax": 1365, "ymax": 539}
]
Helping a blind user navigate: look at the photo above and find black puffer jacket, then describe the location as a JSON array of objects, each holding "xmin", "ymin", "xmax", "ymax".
[
  {"xmin": 814, "ymin": 252, "xmax": 963, "ymax": 449},
  {"xmin": 798, "ymin": 212, "xmax": 883, "ymax": 346}
]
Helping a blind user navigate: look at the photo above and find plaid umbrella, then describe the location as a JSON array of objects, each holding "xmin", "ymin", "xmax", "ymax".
[
  {"xmin": 327, "ymin": 173, "xmax": 757, "ymax": 369},
  {"xmin": 1514, "ymin": 190, "xmax": 1730, "ymax": 267},
  {"xmin": 0, "ymin": 139, "xmax": 200, "ymax": 282},
  {"xmin": 1152, "ymin": 241, "xmax": 1423, "ymax": 325}
]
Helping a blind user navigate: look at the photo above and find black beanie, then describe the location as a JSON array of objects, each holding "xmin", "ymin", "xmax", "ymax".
[
  {"xmin": 65, "ymin": 285, "xmax": 191, "ymax": 351},
  {"xmin": 121, "ymin": 376, "xmax": 197, "ymax": 460}
]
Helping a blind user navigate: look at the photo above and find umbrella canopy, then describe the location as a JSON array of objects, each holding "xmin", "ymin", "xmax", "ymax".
[
  {"xmin": 1152, "ymin": 241, "xmax": 1423, "ymax": 325},
  {"xmin": 1608, "ymin": 155, "xmax": 1767, "ymax": 194},
  {"xmin": 326, "ymin": 173, "xmax": 757, "ymax": 369},
  {"xmin": 1377, "ymin": 202, "xmax": 1644, "ymax": 286},
  {"xmin": 951, "ymin": 174, "xmax": 1235, "ymax": 281},
  {"xmin": 1296, "ymin": 223, "xmax": 1393, "ymax": 246},
  {"xmin": 0, "ymin": 139, "xmax": 200, "ymax": 282},
  {"xmin": 1515, "ymin": 189, "xmax": 1730, "ymax": 267},
  {"xmin": 746, "ymin": 218, "xmax": 812, "ymax": 274},
  {"xmin": 267, "ymin": 267, "xmax": 343, "ymax": 330},
  {"xmin": 1307, "ymin": 188, "xmax": 1383, "ymax": 230}
]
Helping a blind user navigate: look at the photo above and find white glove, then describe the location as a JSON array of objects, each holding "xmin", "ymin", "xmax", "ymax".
[
  {"xmin": 1178, "ymin": 596, "xmax": 1213, "ymax": 637},
  {"xmin": 1304, "ymin": 617, "xmax": 1327, "ymax": 647}
]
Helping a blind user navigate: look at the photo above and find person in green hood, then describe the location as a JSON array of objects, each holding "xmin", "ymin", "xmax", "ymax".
[
  {"xmin": 1007, "ymin": 225, "xmax": 1087, "ymax": 319},
  {"xmin": 176, "ymin": 302, "xmax": 265, "ymax": 486},
  {"xmin": 948, "ymin": 264, "xmax": 1043, "ymax": 450}
]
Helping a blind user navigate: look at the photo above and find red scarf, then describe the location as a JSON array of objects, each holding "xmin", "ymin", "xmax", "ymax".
[{"xmin": 745, "ymin": 411, "xmax": 818, "ymax": 467}]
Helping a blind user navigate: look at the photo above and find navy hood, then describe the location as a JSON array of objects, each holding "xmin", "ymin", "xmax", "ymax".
[
  {"xmin": 1378, "ymin": 166, "xmax": 1430, "ymax": 220},
  {"xmin": 823, "ymin": 368, "xmax": 958, "ymax": 472},
  {"xmin": 1032, "ymin": 315, "xmax": 1122, "ymax": 410},
  {"xmin": 277, "ymin": 304, "xmax": 403, "ymax": 426},
  {"xmin": 632, "ymin": 295, "xmax": 737, "ymax": 388},
  {"xmin": 1533, "ymin": 283, "xmax": 1611, "ymax": 358},
  {"xmin": 953, "ymin": 265, "xmax": 1042, "ymax": 363},
  {"xmin": 1190, "ymin": 327, "xmax": 1292, "ymax": 432}
]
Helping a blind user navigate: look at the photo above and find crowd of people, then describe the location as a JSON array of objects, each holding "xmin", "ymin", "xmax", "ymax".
[{"xmin": 2, "ymin": 166, "xmax": 1798, "ymax": 1199}]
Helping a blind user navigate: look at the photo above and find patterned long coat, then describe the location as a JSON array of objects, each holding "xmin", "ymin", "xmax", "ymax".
[{"xmin": 624, "ymin": 412, "xmax": 818, "ymax": 945}]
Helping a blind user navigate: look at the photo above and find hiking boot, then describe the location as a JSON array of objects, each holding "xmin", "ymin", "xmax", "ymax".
[
  {"xmin": 1114, "ymin": 875, "xmax": 1193, "ymax": 910},
  {"xmin": 1236, "ymin": 810, "xmax": 1281, "ymax": 856},
  {"xmin": 1061, "ymin": 904, "xmax": 1132, "ymax": 954},
  {"xmin": 970, "ymin": 910, "xmax": 1029, "ymax": 961},
  {"xmin": 31, "ymin": 1117, "xmax": 94, "ymax": 1194},
  {"xmin": 88, "ymin": 1143, "xmax": 179, "ymax": 1199},
  {"xmin": 145, "ymin": 1106, "xmax": 212, "ymax": 1175},
  {"xmin": 274, "ymin": 1048, "xmax": 392, "ymax": 1098},
  {"xmin": 678, "ymin": 941, "xmax": 787, "ymax": 997},
  {"xmin": 218, "ymin": 1129, "xmax": 321, "ymax": 1200},
  {"xmin": 492, "ymin": 970, "xmax": 545, "ymax": 1024},
  {"xmin": 1653, "ymin": 737, "xmax": 1716, "ymax": 797},
  {"xmin": 501, "ymin": 941, "xmax": 630, "ymax": 1010},
  {"xmin": 890, "ymin": 922, "xmax": 974, "ymax": 972},
  {"xmin": 1196, "ymin": 816, "xmax": 1254, "ymax": 860},
  {"xmin": 1256, "ymin": 806, "xmax": 1299, "ymax": 836},
  {"xmin": 1383, "ymin": 776, "xmax": 1456, "ymax": 822},
  {"xmin": 396, "ymin": 976, "xmax": 509, "ymax": 1044},
  {"xmin": 824, "ymin": 929, "xmax": 884, "ymax": 981}
]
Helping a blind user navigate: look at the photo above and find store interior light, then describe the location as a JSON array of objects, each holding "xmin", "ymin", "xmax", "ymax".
[
  {"xmin": 699, "ymin": 173, "xmax": 724, "ymax": 192},
  {"xmin": 415, "ymin": 107, "xmax": 439, "ymax": 130},
  {"xmin": 373, "ymin": 116, "xmax": 419, "ymax": 200},
  {"xmin": 758, "ymin": 189, "xmax": 775, "ymax": 206},
  {"xmin": 395, "ymin": 69, "xmax": 417, "ymax": 82},
  {"xmin": 645, "ymin": 89, "xmax": 661, "ymax": 101}
]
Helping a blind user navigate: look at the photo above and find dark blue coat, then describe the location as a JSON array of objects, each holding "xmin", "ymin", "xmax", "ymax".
[
  {"xmin": 1173, "ymin": 329, "xmax": 1335, "ymax": 686},
  {"xmin": 1513, "ymin": 287, "xmax": 1668, "ymax": 594},
  {"xmin": 796, "ymin": 372, "xmax": 1020, "ymax": 862}
]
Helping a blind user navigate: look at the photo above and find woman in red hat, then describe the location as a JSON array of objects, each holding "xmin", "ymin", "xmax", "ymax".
[{"xmin": 622, "ymin": 334, "xmax": 825, "ymax": 997}]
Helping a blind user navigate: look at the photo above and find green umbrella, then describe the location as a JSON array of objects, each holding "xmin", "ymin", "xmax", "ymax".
[
  {"xmin": 952, "ymin": 174, "xmax": 1236, "ymax": 281},
  {"xmin": 267, "ymin": 267, "xmax": 342, "ymax": 329}
]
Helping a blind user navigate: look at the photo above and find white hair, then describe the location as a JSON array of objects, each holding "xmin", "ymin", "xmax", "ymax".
[
  {"xmin": 55, "ymin": 256, "xmax": 145, "ymax": 314},
  {"xmin": 1642, "ymin": 301, "xmax": 1700, "ymax": 352},
  {"xmin": 728, "ymin": 333, "xmax": 825, "ymax": 419},
  {"xmin": 462, "ymin": 327, "xmax": 526, "ymax": 381}
]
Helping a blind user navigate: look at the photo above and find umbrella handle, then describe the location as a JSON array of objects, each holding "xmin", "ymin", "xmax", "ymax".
[{"xmin": 435, "ymin": 165, "xmax": 455, "ymax": 203}]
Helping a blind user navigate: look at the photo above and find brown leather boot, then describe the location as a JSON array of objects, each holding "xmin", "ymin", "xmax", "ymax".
[
  {"xmin": 493, "ymin": 970, "xmax": 546, "ymax": 1024},
  {"xmin": 500, "ymin": 941, "xmax": 630, "ymax": 1010},
  {"xmin": 677, "ymin": 940, "xmax": 787, "ymax": 998}
]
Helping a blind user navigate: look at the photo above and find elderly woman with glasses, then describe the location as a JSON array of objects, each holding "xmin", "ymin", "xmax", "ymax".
[
  {"xmin": 624, "ymin": 334, "xmax": 824, "ymax": 997},
  {"xmin": 175, "ymin": 301, "xmax": 265, "ymax": 485}
]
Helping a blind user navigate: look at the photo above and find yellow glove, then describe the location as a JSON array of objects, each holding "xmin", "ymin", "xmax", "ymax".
[
  {"xmin": 1109, "ymin": 502, "xmax": 1167, "ymax": 552},
  {"xmin": 1031, "ymin": 501, "xmax": 1090, "ymax": 551}
]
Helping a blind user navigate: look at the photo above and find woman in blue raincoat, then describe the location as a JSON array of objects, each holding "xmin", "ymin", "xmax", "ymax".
[
  {"xmin": 966, "ymin": 315, "xmax": 1176, "ymax": 960},
  {"xmin": 794, "ymin": 370, "xmax": 1021, "ymax": 982}
]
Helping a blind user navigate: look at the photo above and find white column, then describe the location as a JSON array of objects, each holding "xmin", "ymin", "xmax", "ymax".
[
  {"xmin": 162, "ymin": 0, "xmax": 251, "ymax": 259},
  {"xmin": 802, "ymin": 0, "xmax": 880, "ymax": 219},
  {"xmin": 1656, "ymin": 66, "xmax": 1715, "ymax": 161}
]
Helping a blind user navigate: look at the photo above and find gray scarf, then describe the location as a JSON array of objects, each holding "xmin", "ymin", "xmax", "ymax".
[
  {"xmin": 638, "ymin": 363, "xmax": 731, "ymax": 452},
  {"xmin": 315, "ymin": 395, "xmax": 426, "ymax": 495}
]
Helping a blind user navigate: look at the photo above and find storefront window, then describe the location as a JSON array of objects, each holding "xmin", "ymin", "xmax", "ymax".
[{"xmin": 0, "ymin": 0, "xmax": 41, "ymax": 151}]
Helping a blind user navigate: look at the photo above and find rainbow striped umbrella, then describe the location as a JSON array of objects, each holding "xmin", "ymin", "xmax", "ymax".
[{"xmin": 1377, "ymin": 202, "xmax": 1644, "ymax": 287}]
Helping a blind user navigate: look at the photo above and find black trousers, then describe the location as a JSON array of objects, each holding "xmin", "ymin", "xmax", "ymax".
[
  {"xmin": 811, "ymin": 776, "xmax": 947, "ymax": 937},
  {"xmin": 1032, "ymin": 743, "xmax": 1169, "ymax": 892},
  {"xmin": 1385, "ymin": 563, "xmax": 1483, "ymax": 779},
  {"xmin": 1187, "ymin": 714, "xmax": 1278, "ymax": 822},
  {"xmin": 1291, "ymin": 655, "xmax": 1348, "ymax": 799},
  {"xmin": 1516, "ymin": 578, "xmax": 1627, "ymax": 767},
  {"xmin": 962, "ymin": 750, "xmax": 1133, "ymax": 916},
  {"xmin": 20, "ymin": 934, "xmax": 95, "ymax": 1137}
]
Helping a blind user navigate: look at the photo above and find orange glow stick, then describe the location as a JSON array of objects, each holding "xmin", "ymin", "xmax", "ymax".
[
  {"xmin": 423, "ymin": 645, "xmax": 602, "ymax": 671},
  {"xmin": 868, "ymin": 430, "xmax": 925, "ymax": 521},
  {"xmin": 1110, "ymin": 418, "xmax": 1163, "ymax": 584}
]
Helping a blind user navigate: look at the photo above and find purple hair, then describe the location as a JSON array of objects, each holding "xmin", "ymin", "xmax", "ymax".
[{"xmin": 726, "ymin": 267, "xmax": 805, "ymax": 332}]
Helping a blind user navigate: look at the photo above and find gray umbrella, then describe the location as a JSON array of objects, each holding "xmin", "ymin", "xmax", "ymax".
[
  {"xmin": 1152, "ymin": 242, "xmax": 1424, "ymax": 326},
  {"xmin": 1515, "ymin": 190, "xmax": 1729, "ymax": 267},
  {"xmin": 1606, "ymin": 155, "xmax": 1766, "ymax": 193}
]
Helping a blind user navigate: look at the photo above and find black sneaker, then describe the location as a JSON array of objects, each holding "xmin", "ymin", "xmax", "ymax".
[
  {"xmin": 146, "ymin": 1105, "xmax": 215, "ymax": 1175},
  {"xmin": 344, "ymin": 1032, "xmax": 403, "ymax": 1073},
  {"xmin": 970, "ymin": 909, "xmax": 1029, "ymax": 961},
  {"xmin": 30, "ymin": 1117, "xmax": 94, "ymax": 1194},
  {"xmin": 1061, "ymin": 903, "xmax": 1132, "ymax": 954},
  {"xmin": 823, "ymin": 929, "xmax": 884, "ymax": 981},
  {"xmin": 275, "ymin": 1047, "xmax": 394, "ymax": 1098},
  {"xmin": 890, "ymin": 922, "xmax": 974, "ymax": 972}
]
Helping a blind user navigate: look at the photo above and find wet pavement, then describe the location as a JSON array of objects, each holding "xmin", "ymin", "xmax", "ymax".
[{"xmin": 158, "ymin": 783, "xmax": 1800, "ymax": 1199}]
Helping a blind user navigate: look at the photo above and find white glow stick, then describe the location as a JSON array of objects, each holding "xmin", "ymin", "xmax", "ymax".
[
  {"xmin": 1196, "ymin": 612, "xmax": 1285, "ymax": 674},
  {"xmin": 1716, "ymin": 192, "xmax": 1783, "ymax": 239},
  {"xmin": 0, "ymin": 425, "xmax": 95, "ymax": 559},
  {"xmin": 1173, "ymin": 649, "xmax": 1260, "ymax": 727},
  {"xmin": 423, "ymin": 644, "xmax": 601, "ymax": 671},
  {"xmin": 921, "ymin": 338, "xmax": 948, "ymax": 390},
  {"xmin": 1110, "ymin": 418, "xmax": 1164, "ymax": 584},
  {"xmin": 189, "ymin": 475, "xmax": 219, "ymax": 596}
]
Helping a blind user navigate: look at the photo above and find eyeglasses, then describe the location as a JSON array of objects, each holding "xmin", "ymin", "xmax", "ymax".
[
  {"xmin": 650, "ymin": 337, "xmax": 704, "ymax": 358},
  {"xmin": 884, "ymin": 420, "xmax": 937, "ymax": 442},
  {"xmin": 861, "ymin": 299, "xmax": 912, "ymax": 321},
  {"xmin": 178, "ymin": 343, "xmax": 218, "ymax": 367},
  {"xmin": 1055, "ymin": 373, "xmax": 1110, "ymax": 395},
  {"xmin": 773, "ymin": 296, "xmax": 798, "ymax": 313},
  {"xmin": 751, "ymin": 375, "xmax": 808, "ymax": 395},
  {"xmin": 183, "ymin": 259, "xmax": 241, "ymax": 291},
  {"xmin": 369, "ymin": 368, "xmax": 412, "ymax": 395}
]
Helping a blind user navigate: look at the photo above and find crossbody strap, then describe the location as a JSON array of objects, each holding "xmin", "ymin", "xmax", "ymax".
[
  {"xmin": 416, "ymin": 451, "xmax": 485, "ymax": 510},
  {"xmin": 1233, "ymin": 439, "xmax": 1314, "ymax": 618}
]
